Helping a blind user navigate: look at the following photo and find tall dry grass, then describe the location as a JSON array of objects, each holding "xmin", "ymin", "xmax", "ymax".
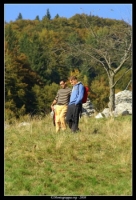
[{"xmin": 5, "ymin": 114, "xmax": 132, "ymax": 196}]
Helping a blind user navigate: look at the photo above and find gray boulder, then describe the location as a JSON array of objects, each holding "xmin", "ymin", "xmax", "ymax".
[
  {"xmin": 82, "ymin": 98, "xmax": 96, "ymax": 117},
  {"xmin": 95, "ymin": 90, "xmax": 132, "ymax": 118}
]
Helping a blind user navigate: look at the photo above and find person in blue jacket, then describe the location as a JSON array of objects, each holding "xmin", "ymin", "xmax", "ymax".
[{"xmin": 66, "ymin": 76, "xmax": 84, "ymax": 133}]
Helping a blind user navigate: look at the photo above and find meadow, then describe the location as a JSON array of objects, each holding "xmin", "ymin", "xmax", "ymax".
[{"xmin": 4, "ymin": 114, "xmax": 132, "ymax": 196}]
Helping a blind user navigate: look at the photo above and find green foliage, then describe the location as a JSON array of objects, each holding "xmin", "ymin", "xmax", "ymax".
[
  {"xmin": 35, "ymin": 15, "xmax": 40, "ymax": 20},
  {"xmin": 54, "ymin": 14, "xmax": 59, "ymax": 19},
  {"xmin": 115, "ymin": 67, "xmax": 132, "ymax": 90},
  {"xmin": 16, "ymin": 13, "xmax": 23, "ymax": 20},
  {"xmin": 19, "ymin": 32, "xmax": 50, "ymax": 84},
  {"xmin": 5, "ymin": 25, "xmax": 19, "ymax": 52},
  {"xmin": 32, "ymin": 83, "xmax": 59, "ymax": 114},
  {"xmin": 5, "ymin": 108, "xmax": 16, "ymax": 123},
  {"xmin": 5, "ymin": 49, "xmax": 42, "ymax": 119},
  {"xmin": 67, "ymin": 32, "xmax": 84, "ymax": 44},
  {"xmin": 46, "ymin": 8, "xmax": 51, "ymax": 20},
  {"xmin": 90, "ymin": 76, "xmax": 109, "ymax": 111},
  {"xmin": 42, "ymin": 8, "xmax": 51, "ymax": 20}
]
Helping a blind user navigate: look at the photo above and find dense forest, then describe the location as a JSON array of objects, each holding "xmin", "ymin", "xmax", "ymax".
[{"xmin": 5, "ymin": 9, "xmax": 132, "ymax": 122}]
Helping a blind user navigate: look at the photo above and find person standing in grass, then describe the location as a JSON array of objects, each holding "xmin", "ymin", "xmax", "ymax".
[
  {"xmin": 66, "ymin": 76, "xmax": 84, "ymax": 133},
  {"xmin": 51, "ymin": 80, "xmax": 71, "ymax": 133}
]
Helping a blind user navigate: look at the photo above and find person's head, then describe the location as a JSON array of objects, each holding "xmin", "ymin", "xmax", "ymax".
[
  {"xmin": 59, "ymin": 80, "xmax": 67, "ymax": 88},
  {"xmin": 69, "ymin": 76, "xmax": 78, "ymax": 86}
]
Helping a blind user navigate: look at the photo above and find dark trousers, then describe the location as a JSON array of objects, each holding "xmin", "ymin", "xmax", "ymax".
[{"xmin": 66, "ymin": 103, "xmax": 82, "ymax": 132}]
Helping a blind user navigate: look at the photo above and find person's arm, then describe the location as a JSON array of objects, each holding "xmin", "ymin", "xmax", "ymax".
[
  {"xmin": 51, "ymin": 92, "xmax": 59, "ymax": 109},
  {"xmin": 51, "ymin": 99, "xmax": 57, "ymax": 110}
]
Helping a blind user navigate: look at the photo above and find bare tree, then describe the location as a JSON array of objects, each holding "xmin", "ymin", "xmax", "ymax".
[{"xmin": 66, "ymin": 15, "xmax": 132, "ymax": 114}]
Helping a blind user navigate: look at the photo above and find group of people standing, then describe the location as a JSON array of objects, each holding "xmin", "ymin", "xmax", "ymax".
[{"xmin": 51, "ymin": 76, "xmax": 84, "ymax": 133}]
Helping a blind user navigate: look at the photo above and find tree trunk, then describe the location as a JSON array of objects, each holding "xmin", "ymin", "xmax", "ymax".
[{"xmin": 109, "ymin": 75, "xmax": 115, "ymax": 114}]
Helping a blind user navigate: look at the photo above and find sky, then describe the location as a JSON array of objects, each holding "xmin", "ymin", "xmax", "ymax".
[{"xmin": 4, "ymin": 3, "xmax": 132, "ymax": 25}]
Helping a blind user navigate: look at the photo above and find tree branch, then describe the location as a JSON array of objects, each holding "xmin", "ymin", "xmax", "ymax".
[
  {"xmin": 112, "ymin": 67, "xmax": 132, "ymax": 88},
  {"xmin": 125, "ymin": 80, "xmax": 132, "ymax": 90},
  {"xmin": 114, "ymin": 42, "xmax": 132, "ymax": 74}
]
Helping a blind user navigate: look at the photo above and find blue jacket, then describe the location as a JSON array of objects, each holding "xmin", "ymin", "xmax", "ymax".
[{"xmin": 69, "ymin": 82, "xmax": 84, "ymax": 105}]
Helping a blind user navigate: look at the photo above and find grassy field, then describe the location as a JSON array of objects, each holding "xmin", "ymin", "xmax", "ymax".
[{"xmin": 4, "ymin": 114, "xmax": 132, "ymax": 196}]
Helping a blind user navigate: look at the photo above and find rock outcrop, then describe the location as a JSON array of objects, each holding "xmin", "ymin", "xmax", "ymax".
[
  {"xmin": 82, "ymin": 98, "xmax": 96, "ymax": 117},
  {"xmin": 95, "ymin": 90, "xmax": 132, "ymax": 118}
]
